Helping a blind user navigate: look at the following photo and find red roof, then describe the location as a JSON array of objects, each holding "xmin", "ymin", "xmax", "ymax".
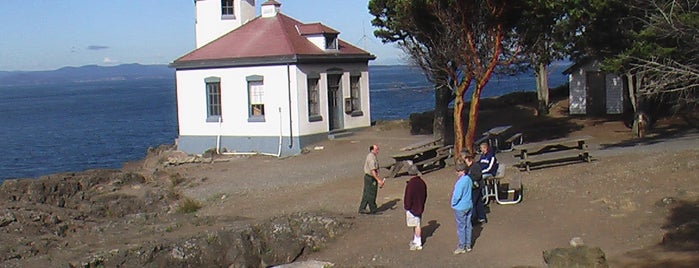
[
  {"xmin": 261, "ymin": 0, "xmax": 281, "ymax": 6},
  {"xmin": 172, "ymin": 13, "xmax": 374, "ymax": 69},
  {"xmin": 297, "ymin": 23, "xmax": 339, "ymax": 35}
]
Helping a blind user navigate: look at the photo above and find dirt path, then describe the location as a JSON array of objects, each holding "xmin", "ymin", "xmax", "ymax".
[{"xmin": 168, "ymin": 113, "xmax": 699, "ymax": 267}]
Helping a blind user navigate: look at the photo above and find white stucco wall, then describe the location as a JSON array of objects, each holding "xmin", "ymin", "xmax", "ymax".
[
  {"xmin": 195, "ymin": 0, "xmax": 256, "ymax": 48},
  {"xmin": 304, "ymin": 35, "xmax": 326, "ymax": 50},
  {"xmin": 175, "ymin": 62, "xmax": 371, "ymax": 140},
  {"xmin": 295, "ymin": 63, "xmax": 371, "ymax": 135},
  {"xmin": 176, "ymin": 65, "xmax": 297, "ymax": 138}
]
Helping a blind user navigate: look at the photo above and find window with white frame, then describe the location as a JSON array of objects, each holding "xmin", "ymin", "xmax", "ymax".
[
  {"xmin": 247, "ymin": 75, "xmax": 265, "ymax": 122},
  {"xmin": 205, "ymin": 77, "xmax": 222, "ymax": 122},
  {"xmin": 307, "ymin": 75, "xmax": 321, "ymax": 122},
  {"xmin": 325, "ymin": 35, "xmax": 338, "ymax": 50},
  {"xmin": 349, "ymin": 74, "xmax": 363, "ymax": 116},
  {"xmin": 221, "ymin": 0, "xmax": 234, "ymax": 17}
]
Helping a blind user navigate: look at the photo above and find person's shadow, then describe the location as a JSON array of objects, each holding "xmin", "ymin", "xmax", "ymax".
[
  {"xmin": 421, "ymin": 220, "xmax": 441, "ymax": 245},
  {"xmin": 376, "ymin": 198, "xmax": 401, "ymax": 212},
  {"xmin": 472, "ymin": 222, "xmax": 485, "ymax": 247}
]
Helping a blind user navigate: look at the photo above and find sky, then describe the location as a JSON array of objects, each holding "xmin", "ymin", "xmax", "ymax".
[{"xmin": 0, "ymin": 1, "xmax": 406, "ymax": 72}]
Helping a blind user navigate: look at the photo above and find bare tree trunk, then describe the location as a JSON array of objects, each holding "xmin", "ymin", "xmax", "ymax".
[
  {"xmin": 536, "ymin": 63, "xmax": 550, "ymax": 115},
  {"xmin": 626, "ymin": 73, "xmax": 648, "ymax": 138},
  {"xmin": 453, "ymin": 83, "xmax": 468, "ymax": 154},
  {"xmin": 465, "ymin": 85, "xmax": 484, "ymax": 153},
  {"xmin": 433, "ymin": 84, "xmax": 452, "ymax": 144},
  {"xmin": 626, "ymin": 73, "xmax": 638, "ymax": 113}
]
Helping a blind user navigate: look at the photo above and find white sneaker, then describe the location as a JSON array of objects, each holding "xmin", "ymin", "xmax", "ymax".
[
  {"xmin": 453, "ymin": 248, "xmax": 466, "ymax": 254},
  {"xmin": 409, "ymin": 244, "xmax": 423, "ymax": 251},
  {"xmin": 466, "ymin": 246, "xmax": 472, "ymax": 252}
]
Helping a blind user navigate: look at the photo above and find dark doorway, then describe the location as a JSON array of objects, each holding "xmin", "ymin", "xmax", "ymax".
[
  {"xmin": 327, "ymin": 74, "xmax": 343, "ymax": 130},
  {"xmin": 586, "ymin": 71, "xmax": 607, "ymax": 115}
]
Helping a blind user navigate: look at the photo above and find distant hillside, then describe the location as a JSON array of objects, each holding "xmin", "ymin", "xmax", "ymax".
[{"xmin": 0, "ymin": 64, "xmax": 174, "ymax": 86}]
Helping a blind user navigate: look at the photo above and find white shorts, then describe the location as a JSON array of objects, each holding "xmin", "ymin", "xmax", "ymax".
[{"xmin": 406, "ymin": 211, "xmax": 421, "ymax": 227}]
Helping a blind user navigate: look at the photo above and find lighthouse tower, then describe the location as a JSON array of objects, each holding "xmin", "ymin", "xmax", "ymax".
[{"xmin": 194, "ymin": 0, "xmax": 256, "ymax": 48}]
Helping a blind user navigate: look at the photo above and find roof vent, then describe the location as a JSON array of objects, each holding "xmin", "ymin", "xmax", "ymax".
[{"xmin": 261, "ymin": 0, "xmax": 281, "ymax": 18}]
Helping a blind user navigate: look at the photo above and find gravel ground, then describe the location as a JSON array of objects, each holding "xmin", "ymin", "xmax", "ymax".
[{"xmin": 165, "ymin": 108, "xmax": 699, "ymax": 267}]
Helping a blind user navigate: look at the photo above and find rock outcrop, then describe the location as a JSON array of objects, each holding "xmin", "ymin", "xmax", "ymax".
[
  {"xmin": 0, "ymin": 169, "xmax": 349, "ymax": 267},
  {"xmin": 543, "ymin": 245, "xmax": 609, "ymax": 268}
]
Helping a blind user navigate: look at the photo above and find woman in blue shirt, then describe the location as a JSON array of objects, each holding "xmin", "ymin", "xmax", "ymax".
[{"xmin": 451, "ymin": 163, "xmax": 473, "ymax": 254}]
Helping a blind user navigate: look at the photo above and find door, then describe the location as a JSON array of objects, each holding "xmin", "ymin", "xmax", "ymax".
[
  {"xmin": 586, "ymin": 71, "xmax": 606, "ymax": 115},
  {"xmin": 327, "ymin": 74, "xmax": 343, "ymax": 130}
]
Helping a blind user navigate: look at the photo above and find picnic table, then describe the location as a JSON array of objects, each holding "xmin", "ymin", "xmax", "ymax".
[
  {"xmin": 515, "ymin": 137, "xmax": 592, "ymax": 171},
  {"xmin": 475, "ymin": 125, "xmax": 523, "ymax": 153},
  {"xmin": 485, "ymin": 125, "xmax": 510, "ymax": 151},
  {"xmin": 482, "ymin": 164, "xmax": 522, "ymax": 205},
  {"xmin": 386, "ymin": 144, "xmax": 453, "ymax": 178}
]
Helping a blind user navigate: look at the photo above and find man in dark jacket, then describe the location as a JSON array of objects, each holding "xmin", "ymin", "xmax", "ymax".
[
  {"xmin": 404, "ymin": 165, "xmax": 427, "ymax": 250},
  {"xmin": 465, "ymin": 154, "xmax": 487, "ymax": 224}
]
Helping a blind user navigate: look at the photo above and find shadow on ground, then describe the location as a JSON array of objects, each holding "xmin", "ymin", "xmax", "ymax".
[
  {"xmin": 661, "ymin": 199, "xmax": 699, "ymax": 252},
  {"xmin": 474, "ymin": 105, "xmax": 585, "ymax": 145},
  {"xmin": 377, "ymin": 198, "xmax": 400, "ymax": 213},
  {"xmin": 600, "ymin": 122, "xmax": 699, "ymax": 149},
  {"xmin": 422, "ymin": 220, "xmax": 440, "ymax": 245},
  {"xmin": 613, "ymin": 199, "xmax": 699, "ymax": 267},
  {"xmin": 410, "ymin": 92, "xmax": 587, "ymax": 145}
]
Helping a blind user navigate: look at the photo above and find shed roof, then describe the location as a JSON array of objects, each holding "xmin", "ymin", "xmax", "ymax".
[{"xmin": 562, "ymin": 58, "xmax": 593, "ymax": 75}]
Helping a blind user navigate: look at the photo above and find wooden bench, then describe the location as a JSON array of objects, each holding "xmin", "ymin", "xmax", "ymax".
[
  {"xmin": 516, "ymin": 139, "xmax": 591, "ymax": 171},
  {"xmin": 413, "ymin": 145, "xmax": 453, "ymax": 170},
  {"xmin": 499, "ymin": 132, "xmax": 523, "ymax": 152}
]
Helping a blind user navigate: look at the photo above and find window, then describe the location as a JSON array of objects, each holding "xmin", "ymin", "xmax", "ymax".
[
  {"xmin": 205, "ymin": 77, "xmax": 222, "ymax": 122},
  {"xmin": 325, "ymin": 35, "xmax": 338, "ymax": 50},
  {"xmin": 247, "ymin": 75, "xmax": 264, "ymax": 122},
  {"xmin": 221, "ymin": 0, "xmax": 234, "ymax": 16},
  {"xmin": 349, "ymin": 74, "xmax": 363, "ymax": 116},
  {"xmin": 307, "ymin": 76, "xmax": 321, "ymax": 122}
]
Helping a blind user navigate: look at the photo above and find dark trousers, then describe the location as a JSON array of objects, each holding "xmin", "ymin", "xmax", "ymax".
[
  {"xmin": 472, "ymin": 187, "xmax": 487, "ymax": 222},
  {"xmin": 359, "ymin": 174, "xmax": 378, "ymax": 213}
]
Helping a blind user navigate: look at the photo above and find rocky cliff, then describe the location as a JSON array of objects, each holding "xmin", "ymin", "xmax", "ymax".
[{"xmin": 0, "ymin": 167, "xmax": 349, "ymax": 267}]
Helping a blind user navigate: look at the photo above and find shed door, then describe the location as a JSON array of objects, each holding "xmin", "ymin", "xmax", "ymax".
[{"xmin": 586, "ymin": 71, "xmax": 606, "ymax": 115}]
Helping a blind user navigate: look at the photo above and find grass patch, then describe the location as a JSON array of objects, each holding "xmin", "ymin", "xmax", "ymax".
[{"xmin": 177, "ymin": 197, "xmax": 202, "ymax": 214}]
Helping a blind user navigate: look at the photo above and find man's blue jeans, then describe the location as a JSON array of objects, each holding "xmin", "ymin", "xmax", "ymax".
[{"xmin": 454, "ymin": 208, "xmax": 473, "ymax": 249}]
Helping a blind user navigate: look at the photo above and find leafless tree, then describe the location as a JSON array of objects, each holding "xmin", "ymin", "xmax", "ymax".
[{"xmin": 631, "ymin": 58, "xmax": 699, "ymax": 104}]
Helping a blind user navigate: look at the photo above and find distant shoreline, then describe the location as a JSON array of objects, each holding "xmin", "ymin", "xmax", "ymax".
[{"xmin": 1, "ymin": 64, "xmax": 568, "ymax": 181}]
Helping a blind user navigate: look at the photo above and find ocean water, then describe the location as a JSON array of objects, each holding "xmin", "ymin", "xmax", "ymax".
[
  {"xmin": 0, "ymin": 65, "xmax": 567, "ymax": 181},
  {"xmin": 369, "ymin": 65, "xmax": 569, "ymax": 120}
]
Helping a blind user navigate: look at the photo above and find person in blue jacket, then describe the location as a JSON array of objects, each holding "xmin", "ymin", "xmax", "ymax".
[
  {"xmin": 479, "ymin": 142, "xmax": 499, "ymax": 178},
  {"xmin": 451, "ymin": 163, "xmax": 473, "ymax": 254}
]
